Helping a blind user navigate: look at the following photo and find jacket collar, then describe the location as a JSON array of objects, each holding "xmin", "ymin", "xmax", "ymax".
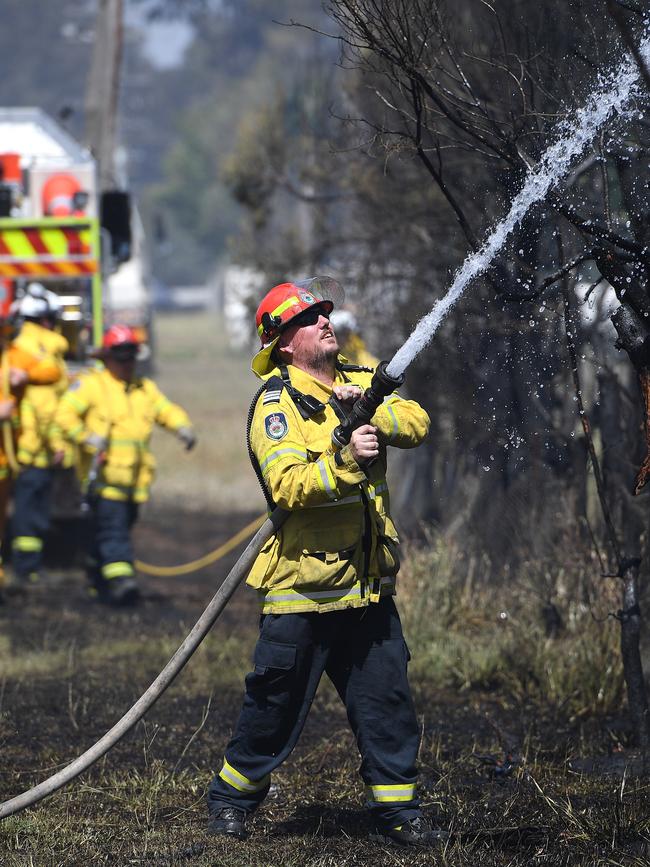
[
  {"xmin": 99, "ymin": 366, "xmax": 143, "ymax": 391},
  {"xmin": 281, "ymin": 362, "xmax": 348, "ymax": 400}
]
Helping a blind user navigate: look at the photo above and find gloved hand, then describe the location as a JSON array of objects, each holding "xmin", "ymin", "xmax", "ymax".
[
  {"xmin": 177, "ymin": 427, "xmax": 197, "ymax": 451},
  {"xmin": 84, "ymin": 433, "xmax": 108, "ymax": 453}
]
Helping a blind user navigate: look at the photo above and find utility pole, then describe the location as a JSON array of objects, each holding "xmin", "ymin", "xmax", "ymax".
[{"xmin": 84, "ymin": 0, "xmax": 123, "ymax": 191}]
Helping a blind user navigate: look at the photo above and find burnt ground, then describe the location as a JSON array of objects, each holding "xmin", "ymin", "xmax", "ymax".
[{"xmin": 0, "ymin": 506, "xmax": 649, "ymax": 867}]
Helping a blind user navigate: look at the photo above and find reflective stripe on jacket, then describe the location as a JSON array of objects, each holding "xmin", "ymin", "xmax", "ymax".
[
  {"xmin": 247, "ymin": 362, "xmax": 430, "ymax": 614},
  {"xmin": 55, "ymin": 367, "xmax": 191, "ymax": 502},
  {"xmin": 13, "ymin": 322, "xmax": 71, "ymax": 468}
]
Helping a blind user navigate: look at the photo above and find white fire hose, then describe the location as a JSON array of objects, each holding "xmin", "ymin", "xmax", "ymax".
[{"xmin": 0, "ymin": 509, "xmax": 286, "ymax": 819}]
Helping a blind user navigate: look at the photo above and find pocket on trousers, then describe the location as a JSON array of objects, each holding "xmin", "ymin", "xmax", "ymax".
[
  {"xmin": 246, "ymin": 639, "xmax": 298, "ymax": 713},
  {"xmin": 253, "ymin": 639, "xmax": 296, "ymax": 676}
]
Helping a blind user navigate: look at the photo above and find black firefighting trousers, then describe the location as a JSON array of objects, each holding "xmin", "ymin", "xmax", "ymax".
[
  {"xmin": 86, "ymin": 496, "xmax": 139, "ymax": 586},
  {"xmin": 207, "ymin": 596, "xmax": 421, "ymax": 830},
  {"xmin": 12, "ymin": 466, "xmax": 52, "ymax": 578}
]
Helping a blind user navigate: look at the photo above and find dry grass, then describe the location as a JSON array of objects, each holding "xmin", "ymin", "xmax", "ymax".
[{"xmin": 400, "ymin": 533, "xmax": 626, "ymax": 720}]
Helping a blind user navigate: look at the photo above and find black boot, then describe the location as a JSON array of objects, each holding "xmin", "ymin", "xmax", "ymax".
[
  {"xmin": 207, "ymin": 807, "xmax": 248, "ymax": 840},
  {"xmin": 105, "ymin": 576, "xmax": 140, "ymax": 606},
  {"xmin": 14, "ymin": 570, "xmax": 47, "ymax": 587},
  {"xmin": 373, "ymin": 815, "xmax": 449, "ymax": 847}
]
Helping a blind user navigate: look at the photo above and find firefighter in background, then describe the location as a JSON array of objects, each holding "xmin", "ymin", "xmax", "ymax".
[
  {"xmin": 54, "ymin": 325, "xmax": 196, "ymax": 606},
  {"xmin": 329, "ymin": 308, "xmax": 380, "ymax": 371},
  {"xmin": 0, "ymin": 306, "xmax": 62, "ymax": 598},
  {"xmin": 206, "ymin": 278, "xmax": 447, "ymax": 847},
  {"xmin": 10, "ymin": 284, "xmax": 70, "ymax": 585}
]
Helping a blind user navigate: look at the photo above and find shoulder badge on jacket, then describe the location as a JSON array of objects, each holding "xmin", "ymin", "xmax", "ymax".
[{"xmin": 265, "ymin": 412, "xmax": 288, "ymax": 440}]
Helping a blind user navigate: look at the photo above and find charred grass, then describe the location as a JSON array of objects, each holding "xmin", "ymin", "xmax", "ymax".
[{"xmin": 1, "ymin": 532, "xmax": 649, "ymax": 866}]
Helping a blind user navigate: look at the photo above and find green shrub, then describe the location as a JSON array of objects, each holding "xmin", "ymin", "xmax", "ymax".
[{"xmin": 399, "ymin": 533, "xmax": 625, "ymax": 718}]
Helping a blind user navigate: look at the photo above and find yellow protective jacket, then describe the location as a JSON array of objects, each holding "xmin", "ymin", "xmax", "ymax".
[
  {"xmin": 55, "ymin": 367, "xmax": 191, "ymax": 503},
  {"xmin": 340, "ymin": 334, "xmax": 380, "ymax": 371},
  {"xmin": 0, "ymin": 342, "xmax": 62, "ymax": 478},
  {"xmin": 13, "ymin": 321, "xmax": 71, "ymax": 468},
  {"xmin": 247, "ymin": 362, "xmax": 430, "ymax": 614}
]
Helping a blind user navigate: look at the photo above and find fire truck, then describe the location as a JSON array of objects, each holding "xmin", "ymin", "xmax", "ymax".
[
  {"xmin": 0, "ymin": 106, "xmax": 151, "ymax": 364},
  {"xmin": 0, "ymin": 108, "xmax": 152, "ymax": 560}
]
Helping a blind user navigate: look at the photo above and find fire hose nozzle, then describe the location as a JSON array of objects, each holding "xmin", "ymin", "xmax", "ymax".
[{"xmin": 331, "ymin": 360, "xmax": 405, "ymax": 449}]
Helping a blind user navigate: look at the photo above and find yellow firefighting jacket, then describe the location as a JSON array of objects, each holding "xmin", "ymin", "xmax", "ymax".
[
  {"xmin": 13, "ymin": 321, "xmax": 71, "ymax": 468},
  {"xmin": 55, "ymin": 367, "xmax": 191, "ymax": 503},
  {"xmin": 0, "ymin": 343, "xmax": 62, "ymax": 478},
  {"xmin": 339, "ymin": 334, "xmax": 380, "ymax": 371},
  {"xmin": 247, "ymin": 362, "xmax": 430, "ymax": 614}
]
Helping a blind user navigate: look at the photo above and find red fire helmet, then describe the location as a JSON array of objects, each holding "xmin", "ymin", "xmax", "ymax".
[
  {"xmin": 252, "ymin": 276, "xmax": 344, "ymax": 377},
  {"xmin": 102, "ymin": 324, "xmax": 140, "ymax": 350}
]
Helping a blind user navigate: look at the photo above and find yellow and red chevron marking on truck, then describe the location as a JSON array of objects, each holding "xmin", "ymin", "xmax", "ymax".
[{"xmin": 0, "ymin": 217, "xmax": 99, "ymax": 278}]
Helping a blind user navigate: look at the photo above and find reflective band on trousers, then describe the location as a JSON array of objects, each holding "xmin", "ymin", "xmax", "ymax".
[
  {"xmin": 102, "ymin": 561, "xmax": 134, "ymax": 580},
  {"xmin": 12, "ymin": 535, "xmax": 43, "ymax": 552},
  {"xmin": 219, "ymin": 759, "xmax": 270, "ymax": 794},
  {"xmin": 366, "ymin": 783, "xmax": 417, "ymax": 804},
  {"xmin": 259, "ymin": 577, "xmax": 395, "ymax": 608}
]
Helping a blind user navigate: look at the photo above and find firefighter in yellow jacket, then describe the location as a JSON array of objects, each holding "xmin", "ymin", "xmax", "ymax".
[
  {"xmin": 207, "ymin": 278, "xmax": 447, "ymax": 847},
  {"xmin": 55, "ymin": 325, "xmax": 196, "ymax": 605},
  {"xmin": 0, "ymin": 299, "xmax": 62, "ymax": 596},
  {"xmin": 10, "ymin": 284, "xmax": 70, "ymax": 585}
]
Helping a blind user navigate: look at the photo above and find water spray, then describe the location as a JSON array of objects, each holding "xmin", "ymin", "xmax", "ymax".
[
  {"xmin": 385, "ymin": 30, "xmax": 650, "ymax": 381},
  {"xmin": 2, "ymin": 28, "xmax": 649, "ymax": 823}
]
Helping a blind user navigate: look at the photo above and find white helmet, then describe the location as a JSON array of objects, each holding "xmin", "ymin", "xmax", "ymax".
[
  {"xmin": 14, "ymin": 283, "xmax": 61, "ymax": 319},
  {"xmin": 329, "ymin": 309, "xmax": 358, "ymax": 334}
]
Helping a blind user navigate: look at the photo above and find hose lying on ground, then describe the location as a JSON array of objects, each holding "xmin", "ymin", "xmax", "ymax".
[
  {"xmin": 0, "ymin": 507, "xmax": 287, "ymax": 820},
  {"xmin": 135, "ymin": 513, "xmax": 266, "ymax": 576}
]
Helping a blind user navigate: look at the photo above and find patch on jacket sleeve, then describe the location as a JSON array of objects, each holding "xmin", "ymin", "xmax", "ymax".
[
  {"xmin": 68, "ymin": 379, "xmax": 82, "ymax": 391},
  {"xmin": 264, "ymin": 412, "xmax": 288, "ymax": 441}
]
